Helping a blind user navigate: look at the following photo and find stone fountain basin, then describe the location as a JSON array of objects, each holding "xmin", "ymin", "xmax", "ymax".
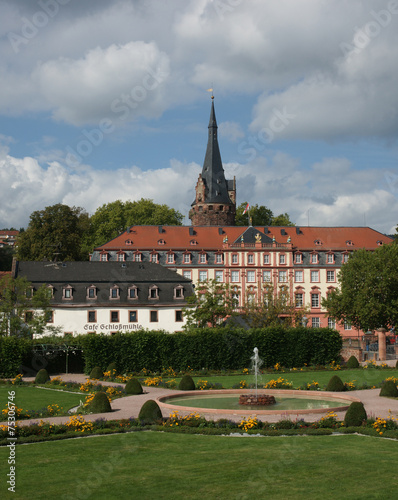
[{"xmin": 157, "ymin": 389, "xmax": 361, "ymax": 416}]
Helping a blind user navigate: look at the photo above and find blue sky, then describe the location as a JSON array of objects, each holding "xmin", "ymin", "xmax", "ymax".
[{"xmin": 0, "ymin": 0, "xmax": 398, "ymax": 234}]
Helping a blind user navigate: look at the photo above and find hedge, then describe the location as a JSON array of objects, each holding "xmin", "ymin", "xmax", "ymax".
[{"xmin": 0, "ymin": 337, "xmax": 33, "ymax": 378}]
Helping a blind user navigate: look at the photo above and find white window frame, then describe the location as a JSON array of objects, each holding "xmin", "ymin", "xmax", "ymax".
[{"xmin": 247, "ymin": 270, "xmax": 256, "ymax": 283}]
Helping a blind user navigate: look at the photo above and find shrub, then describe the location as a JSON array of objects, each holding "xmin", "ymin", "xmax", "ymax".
[
  {"xmin": 138, "ymin": 400, "xmax": 163, "ymax": 424},
  {"xmin": 178, "ymin": 374, "xmax": 196, "ymax": 391},
  {"xmin": 346, "ymin": 355, "xmax": 359, "ymax": 369},
  {"xmin": 379, "ymin": 380, "xmax": 398, "ymax": 398},
  {"xmin": 325, "ymin": 375, "xmax": 345, "ymax": 392},
  {"xmin": 87, "ymin": 392, "xmax": 112, "ymax": 413},
  {"xmin": 344, "ymin": 402, "xmax": 367, "ymax": 427},
  {"xmin": 89, "ymin": 366, "xmax": 103, "ymax": 379},
  {"xmin": 35, "ymin": 368, "xmax": 50, "ymax": 384},
  {"xmin": 125, "ymin": 378, "xmax": 143, "ymax": 395},
  {"xmin": 106, "ymin": 362, "xmax": 117, "ymax": 374}
]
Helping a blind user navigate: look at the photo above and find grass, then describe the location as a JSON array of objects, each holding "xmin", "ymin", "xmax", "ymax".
[
  {"xmin": 0, "ymin": 386, "xmax": 84, "ymax": 415},
  {"xmin": 188, "ymin": 368, "xmax": 398, "ymax": 389},
  {"xmin": 1, "ymin": 432, "xmax": 397, "ymax": 499}
]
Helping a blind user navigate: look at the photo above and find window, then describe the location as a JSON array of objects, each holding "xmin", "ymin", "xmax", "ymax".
[
  {"xmin": 344, "ymin": 320, "xmax": 352, "ymax": 330},
  {"xmin": 328, "ymin": 318, "xmax": 336, "ymax": 329},
  {"xmin": 150, "ymin": 310, "xmax": 158, "ymax": 322},
  {"xmin": 248, "ymin": 254, "xmax": 254, "ymax": 265},
  {"xmin": 110, "ymin": 286, "xmax": 119, "ymax": 299},
  {"xmin": 174, "ymin": 286, "xmax": 184, "ymax": 299},
  {"xmin": 215, "ymin": 270, "xmax": 223, "ymax": 282},
  {"xmin": 247, "ymin": 271, "xmax": 256, "ymax": 283},
  {"xmin": 134, "ymin": 253, "xmax": 141, "ymax": 262},
  {"xmin": 26, "ymin": 287, "xmax": 33, "ymax": 298},
  {"xmin": 176, "ymin": 310, "xmax": 183, "ymax": 322},
  {"xmin": 150, "ymin": 254, "xmax": 158, "ymax": 263},
  {"xmin": 278, "ymin": 271, "xmax": 287, "ymax": 283},
  {"xmin": 295, "ymin": 253, "xmax": 302, "ymax": 264},
  {"xmin": 327, "ymin": 270, "xmax": 335, "ymax": 282},
  {"xmin": 232, "ymin": 289, "xmax": 240, "ymax": 308},
  {"xmin": 117, "ymin": 253, "xmax": 125, "ymax": 262},
  {"xmin": 199, "ymin": 271, "xmax": 207, "ymax": 282},
  {"xmin": 216, "ymin": 254, "xmax": 223, "ymax": 264},
  {"xmin": 232, "ymin": 254, "xmax": 238, "ymax": 264},
  {"xmin": 100, "ymin": 253, "xmax": 108, "ymax": 262},
  {"xmin": 263, "ymin": 254, "xmax": 270, "ymax": 265},
  {"xmin": 231, "ymin": 270, "xmax": 240, "ymax": 283},
  {"xmin": 327, "ymin": 253, "xmax": 334, "ymax": 264},
  {"xmin": 129, "ymin": 310, "xmax": 137, "ymax": 322},
  {"xmin": 88, "ymin": 311, "xmax": 96, "ymax": 323},
  {"xmin": 311, "ymin": 294, "xmax": 319, "ymax": 308},
  {"xmin": 167, "ymin": 253, "xmax": 174, "ymax": 264},
  {"xmin": 183, "ymin": 254, "xmax": 190, "ymax": 264},
  {"xmin": 46, "ymin": 311, "xmax": 54, "ymax": 323},
  {"xmin": 128, "ymin": 286, "xmax": 137, "ymax": 299},
  {"xmin": 110, "ymin": 311, "xmax": 119, "ymax": 323},
  {"xmin": 87, "ymin": 287, "xmax": 96, "ymax": 299},
  {"xmin": 279, "ymin": 254, "xmax": 286, "ymax": 265},
  {"xmin": 183, "ymin": 271, "xmax": 192, "ymax": 280},
  {"xmin": 295, "ymin": 293, "xmax": 303, "ymax": 307},
  {"xmin": 312, "ymin": 317, "xmax": 320, "ymax": 328},
  {"xmin": 199, "ymin": 253, "xmax": 207, "ymax": 264},
  {"xmin": 310, "ymin": 271, "xmax": 319, "ymax": 282},
  {"xmin": 263, "ymin": 270, "xmax": 271, "ymax": 282},
  {"xmin": 295, "ymin": 271, "xmax": 303, "ymax": 282},
  {"xmin": 149, "ymin": 286, "xmax": 159, "ymax": 299},
  {"xmin": 343, "ymin": 253, "xmax": 349, "ymax": 263},
  {"xmin": 310, "ymin": 254, "xmax": 318, "ymax": 264},
  {"xmin": 63, "ymin": 286, "xmax": 72, "ymax": 299}
]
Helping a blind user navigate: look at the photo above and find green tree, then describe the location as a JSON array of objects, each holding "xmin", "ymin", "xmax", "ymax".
[
  {"xmin": 241, "ymin": 284, "xmax": 308, "ymax": 328},
  {"xmin": 322, "ymin": 244, "xmax": 398, "ymax": 331},
  {"xmin": 16, "ymin": 204, "xmax": 90, "ymax": 261},
  {"xmin": 88, "ymin": 198, "xmax": 184, "ymax": 249},
  {"xmin": 0, "ymin": 275, "xmax": 53, "ymax": 337},
  {"xmin": 183, "ymin": 279, "xmax": 238, "ymax": 328},
  {"xmin": 235, "ymin": 202, "xmax": 294, "ymax": 226},
  {"xmin": 0, "ymin": 246, "xmax": 14, "ymax": 271}
]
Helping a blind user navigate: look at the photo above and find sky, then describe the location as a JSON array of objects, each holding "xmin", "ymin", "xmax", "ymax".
[{"xmin": 0, "ymin": 0, "xmax": 398, "ymax": 234}]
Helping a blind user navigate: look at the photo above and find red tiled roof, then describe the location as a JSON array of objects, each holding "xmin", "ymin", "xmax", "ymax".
[{"xmin": 94, "ymin": 226, "xmax": 393, "ymax": 252}]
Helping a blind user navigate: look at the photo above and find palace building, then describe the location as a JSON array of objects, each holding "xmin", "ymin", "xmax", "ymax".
[{"xmin": 90, "ymin": 98, "xmax": 394, "ymax": 337}]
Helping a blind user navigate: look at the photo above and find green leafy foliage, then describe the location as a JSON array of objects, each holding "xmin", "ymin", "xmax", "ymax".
[
  {"xmin": 379, "ymin": 380, "xmax": 398, "ymax": 398},
  {"xmin": 178, "ymin": 374, "xmax": 196, "ymax": 391},
  {"xmin": 326, "ymin": 375, "xmax": 345, "ymax": 392},
  {"xmin": 344, "ymin": 402, "xmax": 367, "ymax": 427},
  {"xmin": 138, "ymin": 399, "xmax": 163, "ymax": 423},
  {"xmin": 34, "ymin": 368, "xmax": 50, "ymax": 384},
  {"xmin": 89, "ymin": 366, "xmax": 103, "ymax": 379},
  {"xmin": 322, "ymin": 245, "xmax": 398, "ymax": 331},
  {"xmin": 88, "ymin": 391, "xmax": 112, "ymax": 413},
  {"xmin": 346, "ymin": 355, "xmax": 360, "ymax": 369},
  {"xmin": 106, "ymin": 362, "xmax": 117, "ymax": 374},
  {"xmin": 235, "ymin": 202, "xmax": 294, "ymax": 227},
  {"xmin": 0, "ymin": 337, "xmax": 33, "ymax": 377},
  {"xmin": 125, "ymin": 377, "xmax": 143, "ymax": 395}
]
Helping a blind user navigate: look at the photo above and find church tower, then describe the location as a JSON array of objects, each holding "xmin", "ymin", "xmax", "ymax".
[{"xmin": 189, "ymin": 97, "xmax": 236, "ymax": 226}]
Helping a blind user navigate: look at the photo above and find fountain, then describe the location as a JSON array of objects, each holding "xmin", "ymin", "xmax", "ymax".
[{"xmin": 239, "ymin": 347, "xmax": 276, "ymax": 406}]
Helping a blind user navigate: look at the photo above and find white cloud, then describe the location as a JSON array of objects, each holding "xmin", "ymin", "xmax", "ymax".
[{"xmin": 218, "ymin": 121, "xmax": 245, "ymax": 142}]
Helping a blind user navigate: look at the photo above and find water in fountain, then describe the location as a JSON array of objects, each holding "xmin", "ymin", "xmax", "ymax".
[{"xmin": 251, "ymin": 347, "xmax": 263, "ymax": 398}]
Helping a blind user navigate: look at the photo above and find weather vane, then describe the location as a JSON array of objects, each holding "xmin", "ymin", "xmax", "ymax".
[{"xmin": 207, "ymin": 86, "xmax": 214, "ymax": 99}]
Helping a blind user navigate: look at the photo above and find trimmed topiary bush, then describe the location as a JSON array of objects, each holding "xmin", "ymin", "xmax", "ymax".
[
  {"xmin": 344, "ymin": 401, "xmax": 367, "ymax": 427},
  {"xmin": 346, "ymin": 355, "xmax": 359, "ymax": 369},
  {"xmin": 138, "ymin": 400, "xmax": 163, "ymax": 424},
  {"xmin": 89, "ymin": 366, "xmax": 103, "ymax": 379},
  {"xmin": 106, "ymin": 362, "xmax": 117, "ymax": 374},
  {"xmin": 87, "ymin": 391, "xmax": 112, "ymax": 413},
  {"xmin": 380, "ymin": 380, "xmax": 398, "ymax": 398},
  {"xmin": 125, "ymin": 377, "xmax": 143, "ymax": 395},
  {"xmin": 35, "ymin": 368, "xmax": 50, "ymax": 384},
  {"xmin": 326, "ymin": 375, "xmax": 345, "ymax": 392},
  {"xmin": 178, "ymin": 374, "xmax": 196, "ymax": 391}
]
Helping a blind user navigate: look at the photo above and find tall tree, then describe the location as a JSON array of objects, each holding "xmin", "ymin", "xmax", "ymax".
[
  {"xmin": 88, "ymin": 198, "xmax": 184, "ymax": 249},
  {"xmin": 16, "ymin": 204, "xmax": 90, "ymax": 261},
  {"xmin": 235, "ymin": 202, "xmax": 294, "ymax": 227},
  {"xmin": 0, "ymin": 275, "xmax": 53, "ymax": 337},
  {"xmin": 322, "ymin": 244, "xmax": 398, "ymax": 331},
  {"xmin": 0, "ymin": 246, "xmax": 14, "ymax": 271},
  {"xmin": 271, "ymin": 213, "xmax": 295, "ymax": 226}
]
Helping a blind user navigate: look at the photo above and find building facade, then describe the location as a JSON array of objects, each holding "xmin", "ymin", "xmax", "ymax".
[{"xmin": 13, "ymin": 261, "xmax": 194, "ymax": 336}]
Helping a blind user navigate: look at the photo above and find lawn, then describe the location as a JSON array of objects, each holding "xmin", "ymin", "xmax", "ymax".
[
  {"xmin": 0, "ymin": 386, "xmax": 84, "ymax": 415},
  {"xmin": 1, "ymin": 432, "xmax": 397, "ymax": 500},
  {"xmin": 189, "ymin": 368, "xmax": 398, "ymax": 389}
]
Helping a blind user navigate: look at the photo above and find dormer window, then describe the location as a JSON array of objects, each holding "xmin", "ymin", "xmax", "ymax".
[
  {"xmin": 346, "ymin": 240, "xmax": 354, "ymax": 247},
  {"xmin": 46, "ymin": 285, "xmax": 54, "ymax": 299},
  {"xmin": 125, "ymin": 239, "xmax": 133, "ymax": 245},
  {"xmin": 327, "ymin": 253, "xmax": 334, "ymax": 264},
  {"xmin": 25, "ymin": 287, "xmax": 34, "ymax": 299},
  {"xmin": 310, "ymin": 253, "xmax": 318, "ymax": 264},
  {"xmin": 377, "ymin": 240, "xmax": 383, "ymax": 246},
  {"xmin": 133, "ymin": 252, "xmax": 141, "ymax": 262},
  {"xmin": 215, "ymin": 253, "xmax": 223, "ymax": 264},
  {"xmin": 295, "ymin": 253, "xmax": 302, "ymax": 264},
  {"xmin": 183, "ymin": 253, "xmax": 191, "ymax": 264},
  {"xmin": 128, "ymin": 286, "xmax": 138, "ymax": 299},
  {"xmin": 100, "ymin": 252, "xmax": 108, "ymax": 262},
  {"xmin": 117, "ymin": 252, "xmax": 125, "ymax": 262},
  {"xmin": 158, "ymin": 239, "xmax": 166, "ymax": 245},
  {"xmin": 63, "ymin": 285, "xmax": 73, "ymax": 300},
  {"xmin": 150, "ymin": 253, "xmax": 158, "ymax": 263},
  {"xmin": 109, "ymin": 285, "xmax": 120, "ymax": 299},
  {"xmin": 87, "ymin": 286, "xmax": 97, "ymax": 299},
  {"xmin": 199, "ymin": 253, "xmax": 207, "ymax": 264},
  {"xmin": 149, "ymin": 286, "xmax": 159, "ymax": 299},
  {"xmin": 174, "ymin": 286, "xmax": 184, "ymax": 299},
  {"xmin": 190, "ymin": 240, "xmax": 198, "ymax": 246},
  {"xmin": 314, "ymin": 239, "xmax": 323, "ymax": 246}
]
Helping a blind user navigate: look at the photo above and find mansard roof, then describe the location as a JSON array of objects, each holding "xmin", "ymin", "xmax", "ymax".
[{"xmin": 93, "ymin": 225, "xmax": 393, "ymax": 252}]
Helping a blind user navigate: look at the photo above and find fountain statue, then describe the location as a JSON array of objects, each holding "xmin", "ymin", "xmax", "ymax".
[{"xmin": 239, "ymin": 347, "xmax": 276, "ymax": 406}]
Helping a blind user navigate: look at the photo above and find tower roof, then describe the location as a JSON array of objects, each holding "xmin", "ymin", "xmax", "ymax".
[{"xmin": 200, "ymin": 99, "xmax": 232, "ymax": 204}]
